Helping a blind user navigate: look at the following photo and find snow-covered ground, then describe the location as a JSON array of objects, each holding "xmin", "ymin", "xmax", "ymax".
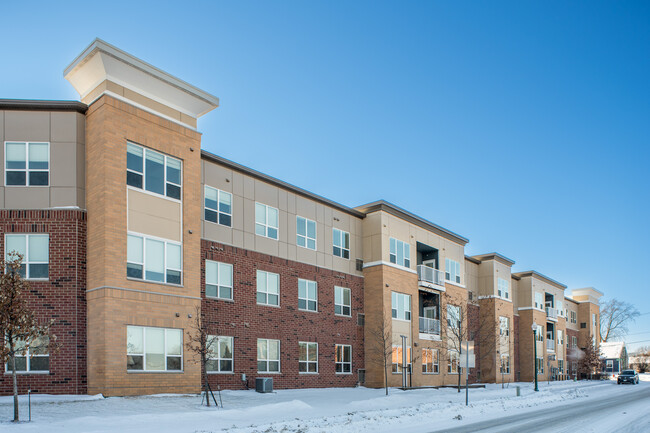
[{"xmin": 1, "ymin": 376, "xmax": 649, "ymax": 432}]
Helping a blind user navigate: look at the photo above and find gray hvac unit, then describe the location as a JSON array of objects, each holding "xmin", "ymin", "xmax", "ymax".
[{"xmin": 255, "ymin": 377, "xmax": 273, "ymax": 393}]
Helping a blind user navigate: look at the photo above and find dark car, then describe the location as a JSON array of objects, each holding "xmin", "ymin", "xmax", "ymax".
[{"xmin": 617, "ymin": 370, "xmax": 639, "ymax": 384}]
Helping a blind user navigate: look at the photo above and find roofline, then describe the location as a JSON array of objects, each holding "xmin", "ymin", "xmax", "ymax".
[
  {"xmin": 355, "ymin": 200, "xmax": 469, "ymax": 245},
  {"xmin": 0, "ymin": 99, "xmax": 87, "ymax": 114},
  {"xmin": 201, "ymin": 150, "xmax": 365, "ymax": 218},
  {"xmin": 571, "ymin": 287, "xmax": 605, "ymax": 297},
  {"xmin": 512, "ymin": 270, "xmax": 567, "ymax": 289},
  {"xmin": 464, "ymin": 255, "xmax": 481, "ymax": 265},
  {"xmin": 471, "ymin": 252, "xmax": 516, "ymax": 266},
  {"xmin": 564, "ymin": 296, "xmax": 578, "ymax": 304}
]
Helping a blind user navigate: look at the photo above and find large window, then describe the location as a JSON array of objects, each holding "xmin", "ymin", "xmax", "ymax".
[
  {"xmin": 500, "ymin": 355, "xmax": 510, "ymax": 374},
  {"xmin": 204, "ymin": 186, "xmax": 232, "ymax": 227},
  {"xmin": 126, "ymin": 326, "xmax": 182, "ymax": 371},
  {"xmin": 447, "ymin": 304, "xmax": 461, "ymax": 329},
  {"xmin": 257, "ymin": 339, "xmax": 280, "ymax": 373},
  {"xmin": 299, "ymin": 342, "xmax": 318, "ymax": 373},
  {"xmin": 335, "ymin": 344, "xmax": 352, "ymax": 374},
  {"xmin": 127, "ymin": 142, "xmax": 181, "ymax": 200},
  {"xmin": 205, "ymin": 260, "xmax": 233, "ymax": 300},
  {"xmin": 389, "ymin": 238, "xmax": 410, "ymax": 268},
  {"xmin": 255, "ymin": 203, "xmax": 279, "ymax": 240},
  {"xmin": 257, "ymin": 270, "xmax": 280, "ymax": 306},
  {"xmin": 445, "ymin": 258, "xmax": 461, "ymax": 284},
  {"xmin": 536, "ymin": 325, "xmax": 544, "ymax": 342},
  {"xmin": 206, "ymin": 335, "xmax": 233, "ymax": 373},
  {"xmin": 5, "ymin": 336, "xmax": 49, "ymax": 373},
  {"xmin": 570, "ymin": 310, "xmax": 577, "ymax": 324},
  {"xmin": 391, "ymin": 292, "xmax": 411, "ymax": 321},
  {"xmin": 391, "ymin": 346, "xmax": 412, "ymax": 373},
  {"xmin": 497, "ymin": 278, "xmax": 509, "ymax": 299},
  {"xmin": 499, "ymin": 316, "xmax": 510, "ymax": 338},
  {"xmin": 4, "ymin": 234, "xmax": 49, "ymax": 279},
  {"xmin": 298, "ymin": 279, "xmax": 317, "ymax": 312},
  {"xmin": 296, "ymin": 216, "xmax": 316, "ymax": 250},
  {"xmin": 332, "ymin": 228, "xmax": 350, "ymax": 259},
  {"xmin": 534, "ymin": 292, "xmax": 544, "ymax": 309},
  {"xmin": 448, "ymin": 350, "xmax": 460, "ymax": 374},
  {"xmin": 558, "ymin": 330, "xmax": 564, "ymax": 346},
  {"xmin": 422, "ymin": 348, "xmax": 439, "ymax": 374},
  {"xmin": 334, "ymin": 286, "xmax": 351, "ymax": 316},
  {"xmin": 5, "ymin": 142, "xmax": 49, "ymax": 186},
  {"xmin": 127, "ymin": 234, "xmax": 182, "ymax": 284}
]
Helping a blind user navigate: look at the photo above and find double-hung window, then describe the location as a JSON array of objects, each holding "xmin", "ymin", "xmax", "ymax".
[
  {"xmin": 536, "ymin": 357, "xmax": 544, "ymax": 374},
  {"xmin": 256, "ymin": 270, "xmax": 280, "ymax": 306},
  {"xmin": 391, "ymin": 346, "xmax": 412, "ymax": 373},
  {"xmin": 556, "ymin": 301, "xmax": 563, "ymax": 317},
  {"xmin": 536, "ymin": 325, "xmax": 544, "ymax": 342},
  {"xmin": 127, "ymin": 234, "xmax": 182, "ymax": 284},
  {"xmin": 570, "ymin": 310, "xmax": 577, "ymax": 324},
  {"xmin": 296, "ymin": 216, "xmax": 316, "ymax": 250},
  {"xmin": 298, "ymin": 279, "xmax": 317, "ymax": 312},
  {"xmin": 126, "ymin": 326, "xmax": 182, "ymax": 371},
  {"xmin": 206, "ymin": 336, "xmax": 233, "ymax": 373},
  {"xmin": 334, "ymin": 286, "xmax": 351, "ymax": 316},
  {"xmin": 257, "ymin": 339, "xmax": 280, "ymax": 373},
  {"xmin": 447, "ymin": 305, "xmax": 461, "ymax": 329},
  {"xmin": 422, "ymin": 348, "xmax": 439, "ymax": 373},
  {"xmin": 558, "ymin": 360, "xmax": 564, "ymax": 373},
  {"xmin": 389, "ymin": 238, "xmax": 410, "ymax": 267},
  {"xmin": 205, "ymin": 260, "xmax": 233, "ymax": 300},
  {"xmin": 4, "ymin": 234, "xmax": 49, "ymax": 279},
  {"xmin": 332, "ymin": 228, "xmax": 350, "ymax": 259},
  {"xmin": 391, "ymin": 292, "xmax": 411, "ymax": 321},
  {"xmin": 126, "ymin": 142, "xmax": 182, "ymax": 200},
  {"xmin": 335, "ymin": 344, "xmax": 352, "ymax": 374},
  {"xmin": 448, "ymin": 348, "xmax": 460, "ymax": 374},
  {"xmin": 445, "ymin": 258, "xmax": 461, "ymax": 284},
  {"xmin": 299, "ymin": 342, "xmax": 318, "ymax": 373},
  {"xmin": 558, "ymin": 330, "xmax": 564, "ymax": 345},
  {"xmin": 204, "ymin": 186, "xmax": 232, "ymax": 227},
  {"xmin": 499, "ymin": 316, "xmax": 510, "ymax": 339},
  {"xmin": 5, "ymin": 336, "xmax": 49, "ymax": 373},
  {"xmin": 497, "ymin": 278, "xmax": 509, "ymax": 299},
  {"xmin": 255, "ymin": 203, "xmax": 279, "ymax": 239},
  {"xmin": 500, "ymin": 355, "xmax": 510, "ymax": 374},
  {"xmin": 5, "ymin": 142, "xmax": 49, "ymax": 186}
]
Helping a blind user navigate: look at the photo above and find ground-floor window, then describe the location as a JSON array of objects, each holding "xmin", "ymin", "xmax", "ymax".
[
  {"xmin": 535, "ymin": 357, "xmax": 544, "ymax": 374},
  {"xmin": 335, "ymin": 344, "xmax": 352, "ymax": 374},
  {"xmin": 206, "ymin": 335, "xmax": 233, "ymax": 373},
  {"xmin": 299, "ymin": 342, "xmax": 318, "ymax": 373},
  {"xmin": 4, "ymin": 336, "xmax": 49, "ymax": 373},
  {"xmin": 500, "ymin": 354, "xmax": 510, "ymax": 374},
  {"xmin": 558, "ymin": 360, "xmax": 564, "ymax": 374},
  {"xmin": 422, "ymin": 348, "xmax": 439, "ymax": 374},
  {"xmin": 391, "ymin": 346, "xmax": 412, "ymax": 373},
  {"xmin": 127, "ymin": 326, "xmax": 182, "ymax": 371},
  {"xmin": 448, "ymin": 350, "xmax": 460, "ymax": 374},
  {"xmin": 257, "ymin": 339, "xmax": 280, "ymax": 373}
]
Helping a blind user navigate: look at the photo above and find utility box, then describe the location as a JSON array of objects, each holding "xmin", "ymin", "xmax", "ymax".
[{"xmin": 255, "ymin": 377, "xmax": 273, "ymax": 393}]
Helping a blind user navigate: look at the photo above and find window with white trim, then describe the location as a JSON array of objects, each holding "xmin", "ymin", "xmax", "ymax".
[
  {"xmin": 205, "ymin": 260, "xmax": 233, "ymax": 300},
  {"xmin": 445, "ymin": 258, "xmax": 461, "ymax": 284},
  {"xmin": 557, "ymin": 329, "xmax": 564, "ymax": 345},
  {"xmin": 570, "ymin": 310, "xmax": 577, "ymax": 324},
  {"xmin": 335, "ymin": 344, "xmax": 352, "ymax": 373},
  {"xmin": 391, "ymin": 345, "xmax": 412, "ymax": 373},
  {"xmin": 257, "ymin": 338, "xmax": 280, "ymax": 373},
  {"xmin": 126, "ymin": 142, "xmax": 181, "ymax": 200},
  {"xmin": 389, "ymin": 238, "xmax": 410, "ymax": 267},
  {"xmin": 558, "ymin": 359, "xmax": 564, "ymax": 373},
  {"xmin": 299, "ymin": 342, "xmax": 318, "ymax": 373},
  {"xmin": 298, "ymin": 279, "xmax": 317, "ymax": 312},
  {"xmin": 497, "ymin": 278, "xmax": 509, "ymax": 299},
  {"xmin": 499, "ymin": 316, "xmax": 510, "ymax": 338},
  {"xmin": 334, "ymin": 286, "xmax": 351, "ymax": 316},
  {"xmin": 256, "ymin": 270, "xmax": 280, "ymax": 306},
  {"xmin": 571, "ymin": 336, "xmax": 577, "ymax": 348},
  {"xmin": 255, "ymin": 203, "xmax": 279, "ymax": 239},
  {"xmin": 391, "ymin": 292, "xmax": 411, "ymax": 321},
  {"xmin": 5, "ymin": 142, "xmax": 49, "ymax": 186},
  {"xmin": 536, "ymin": 357, "xmax": 544, "ymax": 374},
  {"xmin": 447, "ymin": 304, "xmax": 461, "ymax": 329},
  {"xmin": 422, "ymin": 348, "xmax": 439, "ymax": 373},
  {"xmin": 4, "ymin": 234, "xmax": 49, "ymax": 279},
  {"xmin": 127, "ymin": 234, "xmax": 182, "ymax": 284},
  {"xmin": 296, "ymin": 216, "xmax": 316, "ymax": 250},
  {"xmin": 126, "ymin": 326, "xmax": 182, "ymax": 371},
  {"xmin": 448, "ymin": 349, "xmax": 460, "ymax": 374},
  {"xmin": 332, "ymin": 228, "xmax": 350, "ymax": 259},
  {"xmin": 556, "ymin": 301, "xmax": 563, "ymax": 317},
  {"xmin": 500, "ymin": 354, "xmax": 510, "ymax": 374},
  {"xmin": 206, "ymin": 335, "xmax": 233, "ymax": 373},
  {"xmin": 204, "ymin": 186, "xmax": 232, "ymax": 227},
  {"xmin": 536, "ymin": 325, "xmax": 544, "ymax": 342},
  {"xmin": 5, "ymin": 335, "xmax": 49, "ymax": 373},
  {"xmin": 534, "ymin": 292, "xmax": 544, "ymax": 309}
]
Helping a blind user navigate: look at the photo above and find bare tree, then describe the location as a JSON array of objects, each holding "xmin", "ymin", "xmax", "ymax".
[
  {"xmin": 577, "ymin": 339, "xmax": 601, "ymax": 379},
  {"xmin": 185, "ymin": 305, "xmax": 221, "ymax": 406},
  {"xmin": 0, "ymin": 253, "xmax": 58, "ymax": 422},
  {"xmin": 367, "ymin": 309, "xmax": 392, "ymax": 395},
  {"xmin": 599, "ymin": 299, "xmax": 640, "ymax": 342}
]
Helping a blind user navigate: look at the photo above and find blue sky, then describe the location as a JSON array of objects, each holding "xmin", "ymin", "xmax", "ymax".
[{"xmin": 2, "ymin": 1, "xmax": 649, "ymax": 350}]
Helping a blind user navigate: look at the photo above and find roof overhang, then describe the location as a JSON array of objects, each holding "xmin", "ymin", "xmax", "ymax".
[
  {"xmin": 0, "ymin": 99, "xmax": 87, "ymax": 114},
  {"xmin": 471, "ymin": 252, "xmax": 516, "ymax": 267},
  {"xmin": 513, "ymin": 270, "xmax": 567, "ymax": 290}
]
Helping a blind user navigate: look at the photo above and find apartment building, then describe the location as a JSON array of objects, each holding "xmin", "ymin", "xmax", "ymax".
[{"xmin": 0, "ymin": 39, "xmax": 601, "ymax": 396}]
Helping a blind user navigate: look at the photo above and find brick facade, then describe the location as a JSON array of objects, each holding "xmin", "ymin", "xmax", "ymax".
[{"xmin": 513, "ymin": 315, "xmax": 520, "ymax": 380}]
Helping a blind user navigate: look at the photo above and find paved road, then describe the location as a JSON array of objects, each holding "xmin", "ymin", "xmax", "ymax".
[{"xmin": 434, "ymin": 384, "xmax": 650, "ymax": 433}]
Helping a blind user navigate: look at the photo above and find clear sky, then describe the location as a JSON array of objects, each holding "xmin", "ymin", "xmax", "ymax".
[{"xmin": 2, "ymin": 1, "xmax": 649, "ymax": 350}]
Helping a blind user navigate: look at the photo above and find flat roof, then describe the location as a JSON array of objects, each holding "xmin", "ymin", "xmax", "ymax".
[{"xmin": 0, "ymin": 99, "xmax": 87, "ymax": 113}]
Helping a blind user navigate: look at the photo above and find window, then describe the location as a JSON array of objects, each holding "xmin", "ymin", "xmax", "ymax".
[
  {"xmin": 448, "ymin": 350, "xmax": 460, "ymax": 374},
  {"xmin": 126, "ymin": 326, "xmax": 182, "ymax": 371},
  {"xmin": 298, "ymin": 279, "xmax": 317, "ymax": 312},
  {"xmin": 570, "ymin": 311, "xmax": 577, "ymax": 324},
  {"xmin": 256, "ymin": 270, "xmax": 280, "ymax": 306},
  {"xmin": 5, "ymin": 142, "xmax": 49, "ymax": 186},
  {"xmin": 422, "ymin": 348, "xmax": 439, "ymax": 373},
  {"xmin": 536, "ymin": 357, "xmax": 544, "ymax": 374},
  {"xmin": 557, "ymin": 330, "xmax": 564, "ymax": 345},
  {"xmin": 391, "ymin": 346, "xmax": 412, "ymax": 373},
  {"xmin": 257, "ymin": 339, "xmax": 280, "ymax": 373},
  {"xmin": 5, "ymin": 336, "xmax": 49, "ymax": 373},
  {"xmin": 4, "ymin": 234, "xmax": 49, "ymax": 279},
  {"xmin": 206, "ymin": 336, "xmax": 233, "ymax": 373},
  {"xmin": 296, "ymin": 216, "xmax": 316, "ymax": 250},
  {"xmin": 580, "ymin": 322, "xmax": 586, "ymax": 329},
  {"xmin": 389, "ymin": 238, "xmax": 410, "ymax": 268},
  {"xmin": 299, "ymin": 342, "xmax": 318, "ymax": 373},
  {"xmin": 500, "ymin": 355, "xmax": 510, "ymax": 374},
  {"xmin": 571, "ymin": 336, "xmax": 578, "ymax": 348},
  {"xmin": 497, "ymin": 278, "xmax": 509, "ymax": 299},
  {"xmin": 536, "ymin": 325, "xmax": 544, "ymax": 342},
  {"xmin": 499, "ymin": 316, "xmax": 510, "ymax": 338},
  {"xmin": 556, "ymin": 301, "xmax": 563, "ymax": 317},
  {"xmin": 558, "ymin": 360, "xmax": 564, "ymax": 373},
  {"xmin": 335, "ymin": 344, "xmax": 352, "ymax": 373},
  {"xmin": 332, "ymin": 228, "xmax": 350, "ymax": 259},
  {"xmin": 205, "ymin": 260, "xmax": 233, "ymax": 300},
  {"xmin": 534, "ymin": 292, "xmax": 544, "ymax": 309},
  {"xmin": 255, "ymin": 203, "xmax": 279, "ymax": 239},
  {"xmin": 127, "ymin": 234, "xmax": 181, "ymax": 284},
  {"xmin": 447, "ymin": 304, "xmax": 461, "ymax": 329},
  {"xmin": 606, "ymin": 360, "xmax": 613, "ymax": 370},
  {"xmin": 126, "ymin": 142, "xmax": 181, "ymax": 200},
  {"xmin": 445, "ymin": 258, "xmax": 461, "ymax": 284},
  {"xmin": 391, "ymin": 292, "xmax": 411, "ymax": 321},
  {"xmin": 334, "ymin": 286, "xmax": 351, "ymax": 316},
  {"xmin": 204, "ymin": 186, "xmax": 232, "ymax": 227}
]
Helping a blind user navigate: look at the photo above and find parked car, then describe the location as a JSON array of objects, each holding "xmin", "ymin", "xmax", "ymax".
[{"xmin": 617, "ymin": 370, "xmax": 639, "ymax": 384}]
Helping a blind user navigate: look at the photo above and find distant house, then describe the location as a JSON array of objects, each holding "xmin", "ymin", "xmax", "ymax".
[
  {"xmin": 600, "ymin": 342, "xmax": 628, "ymax": 375},
  {"xmin": 628, "ymin": 355, "xmax": 649, "ymax": 372}
]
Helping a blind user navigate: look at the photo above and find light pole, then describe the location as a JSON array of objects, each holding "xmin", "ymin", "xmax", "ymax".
[{"xmin": 532, "ymin": 321, "xmax": 539, "ymax": 392}]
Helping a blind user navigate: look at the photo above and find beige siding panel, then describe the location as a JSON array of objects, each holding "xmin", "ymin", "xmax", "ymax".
[
  {"xmin": 127, "ymin": 189, "xmax": 182, "ymax": 242},
  {"xmin": 4, "ymin": 187, "xmax": 50, "ymax": 209},
  {"xmin": 4, "ymin": 111, "xmax": 50, "ymax": 141},
  {"xmin": 50, "ymin": 112, "xmax": 78, "ymax": 142},
  {"xmin": 50, "ymin": 187, "xmax": 78, "ymax": 207},
  {"xmin": 203, "ymin": 221, "xmax": 233, "ymax": 245},
  {"xmin": 50, "ymin": 142, "xmax": 78, "ymax": 187},
  {"xmin": 232, "ymin": 229, "xmax": 244, "ymax": 248}
]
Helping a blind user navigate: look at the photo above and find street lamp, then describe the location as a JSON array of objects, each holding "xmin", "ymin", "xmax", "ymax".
[{"xmin": 532, "ymin": 321, "xmax": 539, "ymax": 392}]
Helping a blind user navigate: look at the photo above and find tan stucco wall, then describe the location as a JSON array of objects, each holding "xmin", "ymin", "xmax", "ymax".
[{"xmin": 128, "ymin": 189, "xmax": 182, "ymax": 242}]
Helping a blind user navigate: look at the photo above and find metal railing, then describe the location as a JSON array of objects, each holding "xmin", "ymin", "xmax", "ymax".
[
  {"xmin": 417, "ymin": 265, "xmax": 445, "ymax": 286},
  {"xmin": 547, "ymin": 339, "xmax": 555, "ymax": 351},
  {"xmin": 419, "ymin": 317, "xmax": 441, "ymax": 335},
  {"xmin": 546, "ymin": 306, "xmax": 557, "ymax": 319}
]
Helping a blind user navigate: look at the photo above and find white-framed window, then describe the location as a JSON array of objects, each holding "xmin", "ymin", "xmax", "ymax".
[
  {"xmin": 558, "ymin": 330, "xmax": 564, "ymax": 345},
  {"xmin": 206, "ymin": 335, "xmax": 233, "ymax": 373},
  {"xmin": 204, "ymin": 186, "xmax": 232, "ymax": 227},
  {"xmin": 570, "ymin": 310, "xmax": 577, "ymax": 324},
  {"xmin": 298, "ymin": 279, "xmax": 317, "ymax": 312},
  {"xmin": 335, "ymin": 344, "xmax": 352, "ymax": 374},
  {"xmin": 332, "ymin": 228, "xmax": 350, "ymax": 259},
  {"xmin": 500, "ymin": 354, "xmax": 510, "ymax": 374},
  {"xmin": 606, "ymin": 359, "xmax": 613, "ymax": 369},
  {"xmin": 497, "ymin": 278, "xmax": 509, "ymax": 299},
  {"xmin": 572, "ymin": 336, "xmax": 578, "ymax": 348},
  {"xmin": 445, "ymin": 258, "xmax": 461, "ymax": 284},
  {"xmin": 391, "ymin": 345, "xmax": 412, "ymax": 373},
  {"xmin": 334, "ymin": 286, "xmax": 351, "ymax": 316},
  {"xmin": 499, "ymin": 316, "xmax": 510, "ymax": 338},
  {"xmin": 255, "ymin": 203, "xmax": 279, "ymax": 240},
  {"xmin": 126, "ymin": 142, "xmax": 182, "ymax": 200},
  {"xmin": 5, "ymin": 142, "xmax": 49, "ymax": 186},
  {"xmin": 4, "ymin": 336, "xmax": 49, "ymax": 373},
  {"xmin": 257, "ymin": 338, "xmax": 280, "ymax": 373},
  {"xmin": 536, "ymin": 325, "xmax": 544, "ymax": 342},
  {"xmin": 557, "ymin": 301, "xmax": 563, "ymax": 317},
  {"xmin": 447, "ymin": 304, "xmax": 461, "ymax": 329},
  {"xmin": 126, "ymin": 326, "xmax": 182, "ymax": 371},
  {"xmin": 422, "ymin": 348, "xmax": 439, "ymax": 374},
  {"xmin": 389, "ymin": 238, "xmax": 410, "ymax": 268},
  {"xmin": 534, "ymin": 292, "xmax": 544, "ymax": 309},
  {"xmin": 558, "ymin": 360, "xmax": 564, "ymax": 373},
  {"xmin": 4, "ymin": 234, "xmax": 49, "ymax": 279},
  {"xmin": 205, "ymin": 260, "xmax": 233, "ymax": 300},
  {"xmin": 296, "ymin": 216, "xmax": 316, "ymax": 250},
  {"xmin": 256, "ymin": 270, "xmax": 280, "ymax": 306},
  {"xmin": 448, "ymin": 349, "xmax": 460, "ymax": 374},
  {"xmin": 127, "ymin": 233, "xmax": 182, "ymax": 285},
  {"xmin": 536, "ymin": 357, "xmax": 544, "ymax": 374},
  {"xmin": 391, "ymin": 292, "xmax": 411, "ymax": 321},
  {"xmin": 299, "ymin": 341, "xmax": 318, "ymax": 373}
]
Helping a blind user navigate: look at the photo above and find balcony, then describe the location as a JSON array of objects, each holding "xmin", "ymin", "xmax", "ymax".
[
  {"xmin": 417, "ymin": 265, "xmax": 445, "ymax": 291},
  {"xmin": 419, "ymin": 317, "xmax": 441, "ymax": 336},
  {"xmin": 546, "ymin": 306, "xmax": 558, "ymax": 321}
]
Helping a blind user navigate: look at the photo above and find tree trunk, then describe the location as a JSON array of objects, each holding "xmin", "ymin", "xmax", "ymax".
[
  {"xmin": 12, "ymin": 354, "xmax": 19, "ymax": 422},
  {"xmin": 384, "ymin": 358, "xmax": 388, "ymax": 396},
  {"xmin": 202, "ymin": 354, "xmax": 210, "ymax": 407}
]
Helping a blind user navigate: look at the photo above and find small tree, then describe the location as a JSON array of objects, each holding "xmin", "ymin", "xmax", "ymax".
[
  {"xmin": 0, "ymin": 253, "xmax": 57, "ymax": 422},
  {"xmin": 185, "ymin": 305, "xmax": 221, "ymax": 406},
  {"xmin": 367, "ymin": 310, "xmax": 392, "ymax": 395},
  {"xmin": 577, "ymin": 339, "xmax": 600, "ymax": 379},
  {"xmin": 599, "ymin": 299, "xmax": 640, "ymax": 342}
]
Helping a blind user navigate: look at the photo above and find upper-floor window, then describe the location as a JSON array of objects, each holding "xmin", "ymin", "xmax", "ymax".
[
  {"xmin": 255, "ymin": 203, "xmax": 279, "ymax": 240},
  {"xmin": 296, "ymin": 216, "xmax": 316, "ymax": 250},
  {"xmin": 499, "ymin": 316, "xmax": 510, "ymax": 337},
  {"xmin": 445, "ymin": 258, "xmax": 461, "ymax": 284},
  {"xmin": 204, "ymin": 186, "xmax": 232, "ymax": 227},
  {"xmin": 558, "ymin": 329, "xmax": 564, "ymax": 345},
  {"xmin": 127, "ymin": 233, "xmax": 181, "ymax": 284},
  {"xmin": 334, "ymin": 286, "xmax": 351, "ymax": 316},
  {"xmin": 447, "ymin": 304, "xmax": 461, "ymax": 329},
  {"xmin": 5, "ymin": 142, "xmax": 49, "ymax": 186},
  {"xmin": 332, "ymin": 228, "xmax": 350, "ymax": 259},
  {"xmin": 256, "ymin": 270, "xmax": 280, "ymax": 306},
  {"xmin": 206, "ymin": 335, "xmax": 233, "ymax": 373},
  {"xmin": 389, "ymin": 238, "xmax": 410, "ymax": 268},
  {"xmin": 391, "ymin": 292, "xmax": 411, "ymax": 321},
  {"xmin": 205, "ymin": 260, "xmax": 233, "ymax": 300},
  {"xmin": 534, "ymin": 292, "xmax": 544, "ymax": 309},
  {"xmin": 127, "ymin": 142, "xmax": 182, "ymax": 200},
  {"xmin": 4, "ymin": 234, "xmax": 49, "ymax": 279},
  {"xmin": 570, "ymin": 310, "xmax": 577, "ymax": 324},
  {"xmin": 497, "ymin": 278, "xmax": 509, "ymax": 299},
  {"xmin": 298, "ymin": 279, "xmax": 318, "ymax": 312},
  {"xmin": 4, "ymin": 336, "xmax": 49, "ymax": 373},
  {"xmin": 127, "ymin": 326, "xmax": 182, "ymax": 372},
  {"xmin": 557, "ymin": 301, "xmax": 563, "ymax": 317},
  {"xmin": 500, "ymin": 355, "xmax": 510, "ymax": 374},
  {"xmin": 536, "ymin": 325, "xmax": 544, "ymax": 342}
]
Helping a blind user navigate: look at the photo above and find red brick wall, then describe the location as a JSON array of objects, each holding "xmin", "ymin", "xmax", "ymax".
[
  {"xmin": 200, "ymin": 240, "xmax": 364, "ymax": 390},
  {"xmin": 0, "ymin": 210, "xmax": 87, "ymax": 395},
  {"xmin": 513, "ymin": 315, "xmax": 520, "ymax": 381}
]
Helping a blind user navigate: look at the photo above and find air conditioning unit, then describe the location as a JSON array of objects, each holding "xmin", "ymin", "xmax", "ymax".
[{"xmin": 255, "ymin": 377, "xmax": 273, "ymax": 393}]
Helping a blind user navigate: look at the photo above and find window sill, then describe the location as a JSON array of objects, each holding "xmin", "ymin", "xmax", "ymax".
[
  {"xmin": 297, "ymin": 245, "xmax": 317, "ymax": 252},
  {"xmin": 257, "ymin": 371, "xmax": 282, "ymax": 375},
  {"xmin": 206, "ymin": 296, "xmax": 234, "ymax": 303},
  {"xmin": 4, "ymin": 185, "xmax": 50, "ymax": 188},
  {"xmin": 257, "ymin": 303, "xmax": 281, "ymax": 308},
  {"xmin": 207, "ymin": 371, "xmax": 234, "ymax": 375},
  {"xmin": 24, "ymin": 278, "xmax": 49, "ymax": 282},
  {"xmin": 298, "ymin": 308, "xmax": 319, "ymax": 314},
  {"xmin": 298, "ymin": 372, "xmax": 319, "ymax": 375},
  {"xmin": 333, "ymin": 255, "xmax": 350, "ymax": 261},
  {"xmin": 4, "ymin": 371, "xmax": 50, "ymax": 375},
  {"xmin": 126, "ymin": 370, "xmax": 185, "ymax": 374},
  {"xmin": 444, "ymin": 280, "xmax": 466, "ymax": 289},
  {"xmin": 335, "ymin": 372, "xmax": 353, "ymax": 375},
  {"xmin": 334, "ymin": 314, "xmax": 352, "ymax": 318},
  {"xmin": 255, "ymin": 233, "xmax": 279, "ymax": 241},
  {"xmin": 422, "ymin": 372, "xmax": 440, "ymax": 375},
  {"xmin": 126, "ymin": 277, "xmax": 184, "ymax": 288},
  {"xmin": 392, "ymin": 318, "xmax": 411, "ymax": 323}
]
